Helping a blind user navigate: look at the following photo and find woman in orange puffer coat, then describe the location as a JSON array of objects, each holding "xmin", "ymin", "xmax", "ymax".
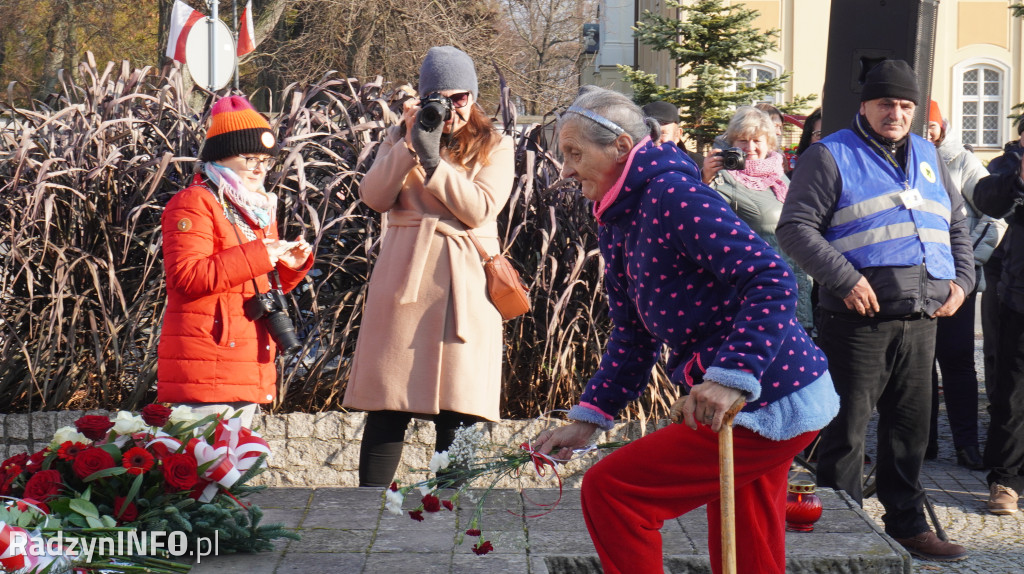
[{"xmin": 157, "ymin": 96, "xmax": 313, "ymax": 425}]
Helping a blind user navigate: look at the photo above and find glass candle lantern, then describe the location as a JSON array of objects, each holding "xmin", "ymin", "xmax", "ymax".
[{"xmin": 785, "ymin": 479, "xmax": 823, "ymax": 532}]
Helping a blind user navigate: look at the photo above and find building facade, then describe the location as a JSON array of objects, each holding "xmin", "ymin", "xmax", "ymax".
[{"xmin": 583, "ymin": 0, "xmax": 1024, "ymax": 159}]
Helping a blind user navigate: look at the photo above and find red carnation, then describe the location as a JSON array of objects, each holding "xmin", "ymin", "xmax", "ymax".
[
  {"xmin": 74, "ymin": 415, "xmax": 114, "ymax": 441},
  {"xmin": 161, "ymin": 453, "xmax": 198, "ymax": 490},
  {"xmin": 472, "ymin": 540, "xmax": 494, "ymax": 555},
  {"xmin": 389, "ymin": 482, "xmax": 399, "ymax": 492},
  {"xmin": 113, "ymin": 496, "xmax": 138, "ymax": 523},
  {"xmin": 71, "ymin": 447, "xmax": 115, "ymax": 479},
  {"xmin": 22, "ymin": 469, "xmax": 62, "ymax": 501},
  {"xmin": 408, "ymin": 510, "xmax": 424, "ymax": 522},
  {"xmin": 57, "ymin": 441, "xmax": 87, "ymax": 461},
  {"xmin": 466, "ymin": 528, "xmax": 481, "ymax": 536},
  {"xmin": 140, "ymin": 404, "xmax": 172, "ymax": 427},
  {"xmin": 442, "ymin": 500, "xmax": 454, "ymax": 511},
  {"xmin": 422, "ymin": 494, "xmax": 441, "ymax": 513},
  {"xmin": 122, "ymin": 447, "xmax": 155, "ymax": 476}
]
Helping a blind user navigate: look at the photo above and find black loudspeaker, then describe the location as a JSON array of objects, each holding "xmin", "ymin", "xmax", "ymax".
[{"xmin": 821, "ymin": 0, "xmax": 939, "ymax": 139}]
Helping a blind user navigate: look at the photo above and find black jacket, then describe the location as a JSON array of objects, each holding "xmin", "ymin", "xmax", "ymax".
[
  {"xmin": 776, "ymin": 116, "xmax": 976, "ymax": 317},
  {"xmin": 973, "ymin": 144, "xmax": 1024, "ymax": 312}
]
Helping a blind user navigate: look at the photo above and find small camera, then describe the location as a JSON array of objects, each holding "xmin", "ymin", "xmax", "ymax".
[
  {"xmin": 418, "ymin": 93, "xmax": 453, "ymax": 132},
  {"xmin": 715, "ymin": 147, "xmax": 746, "ymax": 171},
  {"xmin": 243, "ymin": 291, "xmax": 301, "ymax": 354}
]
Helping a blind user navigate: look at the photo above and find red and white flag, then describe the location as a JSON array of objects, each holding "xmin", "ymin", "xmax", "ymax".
[
  {"xmin": 237, "ymin": 0, "xmax": 256, "ymax": 57},
  {"xmin": 166, "ymin": 0, "xmax": 204, "ymax": 62}
]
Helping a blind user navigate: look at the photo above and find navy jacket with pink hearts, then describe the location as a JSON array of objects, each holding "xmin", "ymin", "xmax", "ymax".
[{"xmin": 568, "ymin": 138, "xmax": 832, "ymax": 433}]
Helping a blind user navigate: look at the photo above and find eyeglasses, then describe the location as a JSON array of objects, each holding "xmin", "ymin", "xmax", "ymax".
[
  {"xmin": 240, "ymin": 155, "xmax": 277, "ymax": 170},
  {"xmin": 448, "ymin": 91, "xmax": 471, "ymax": 109}
]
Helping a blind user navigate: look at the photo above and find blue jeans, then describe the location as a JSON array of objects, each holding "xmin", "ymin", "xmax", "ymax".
[{"xmin": 815, "ymin": 311, "xmax": 936, "ymax": 538}]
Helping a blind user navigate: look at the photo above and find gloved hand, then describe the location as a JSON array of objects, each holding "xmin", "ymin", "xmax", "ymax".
[{"xmin": 410, "ymin": 112, "xmax": 444, "ymax": 174}]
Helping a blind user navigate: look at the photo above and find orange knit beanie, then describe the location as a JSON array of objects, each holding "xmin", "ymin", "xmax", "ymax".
[{"xmin": 200, "ymin": 96, "xmax": 279, "ymax": 162}]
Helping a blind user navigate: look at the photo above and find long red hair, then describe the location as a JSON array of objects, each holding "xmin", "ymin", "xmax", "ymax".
[{"xmin": 446, "ymin": 104, "xmax": 502, "ymax": 168}]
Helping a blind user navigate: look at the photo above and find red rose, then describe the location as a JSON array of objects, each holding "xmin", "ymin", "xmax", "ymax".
[
  {"xmin": 0, "ymin": 463, "xmax": 22, "ymax": 495},
  {"xmin": 74, "ymin": 415, "xmax": 114, "ymax": 441},
  {"xmin": 71, "ymin": 447, "xmax": 115, "ymax": 479},
  {"xmin": 161, "ymin": 453, "xmax": 198, "ymax": 491},
  {"xmin": 25, "ymin": 449, "xmax": 48, "ymax": 474},
  {"xmin": 189, "ymin": 478, "xmax": 212, "ymax": 501},
  {"xmin": 22, "ymin": 469, "xmax": 62, "ymax": 501},
  {"xmin": 113, "ymin": 496, "xmax": 138, "ymax": 523},
  {"xmin": 140, "ymin": 404, "xmax": 172, "ymax": 427},
  {"xmin": 2, "ymin": 453, "xmax": 29, "ymax": 469}
]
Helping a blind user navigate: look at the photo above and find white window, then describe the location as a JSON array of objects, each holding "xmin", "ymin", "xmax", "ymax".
[
  {"xmin": 734, "ymin": 63, "xmax": 782, "ymax": 104},
  {"xmin": 953, "ymin": 59, "xmax": 1009, "ymax": 149}
]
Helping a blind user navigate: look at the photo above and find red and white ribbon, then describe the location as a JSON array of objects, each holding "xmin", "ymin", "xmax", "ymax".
[
  {"xmin": 146, "ymin": 431, "xmax": 184, "ymax": 459},
  {"xmin": 186, "ymin": 419, "xmax": 270, "ymax": 502}
]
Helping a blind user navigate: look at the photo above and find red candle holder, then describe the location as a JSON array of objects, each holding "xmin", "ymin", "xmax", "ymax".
[{"xmin": 785, "ymin": 480, "xmax": 823, "ymax": 532}]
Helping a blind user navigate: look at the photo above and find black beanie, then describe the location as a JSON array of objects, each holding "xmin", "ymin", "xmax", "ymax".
[
  {"xmin": 860, "ymin": 60, "xmax": 921, "ymax": 104},
  {"xmin": 642, "ymin": 101, "xmax": 679, "ymax": 126}
]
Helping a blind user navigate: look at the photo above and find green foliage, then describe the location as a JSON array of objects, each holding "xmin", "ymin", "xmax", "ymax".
[
  {"xmin": 620, "ymin": 0, "xmax": 815, "ymax": 153},
  {"xmin": 0, "ymin": 55, "xmax": 681, "ymax": 422}
]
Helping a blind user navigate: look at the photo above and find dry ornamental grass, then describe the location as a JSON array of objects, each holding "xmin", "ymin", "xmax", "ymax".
[{"xmin": 0, "ymin": 54, "xmax": 680, "ymax": 423}]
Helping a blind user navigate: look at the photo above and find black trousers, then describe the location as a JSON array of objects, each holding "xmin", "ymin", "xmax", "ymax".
[
  {"xmin": 357, "ymin": 410, "xmax": 481, "ymax": 487},
  {"xmin": 815, "ymin": 311, "xmax": 935, "ymax": 538},
  {"xmin": 984, "ymin": 303, "xmax": 1024, "ymax": 492},
  {"xmin": 929, "ymin": 292, "xmax": 980, "ymax": 450},
  {"xmin": 981, "ymin": 260, "xmax": 1002, "ymax": 402}
]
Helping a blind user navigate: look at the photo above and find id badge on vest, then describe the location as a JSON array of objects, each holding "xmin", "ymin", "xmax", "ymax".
[{"xmin": 898, "ymin": 188, "xmax": 924, "ymax": 209}]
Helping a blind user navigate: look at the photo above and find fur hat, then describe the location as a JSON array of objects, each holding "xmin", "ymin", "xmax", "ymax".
[
  {"xmin": 860, "ymin": 60, "xmax": 921, "ymax": 105},
  {"xmin": 642, "ymin": 101, "xmax": 680, "ymax": 126},
  {"xmin": 200, "ymin": 96, "xmax": 279, "ymax": 163},
  {"xmin": 418, "ymin": 46, "xmax": 478, "ymax": 99}
]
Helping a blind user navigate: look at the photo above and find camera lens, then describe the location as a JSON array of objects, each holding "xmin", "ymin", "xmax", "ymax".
[{"xmin": 265, "ymin": 311, "xmax": 301, "ymax": 354}]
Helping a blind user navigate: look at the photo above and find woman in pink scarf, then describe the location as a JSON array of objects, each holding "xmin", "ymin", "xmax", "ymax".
[{"xmin": 702, "ymin": 106, "xmax": 813, "ymax": 330}]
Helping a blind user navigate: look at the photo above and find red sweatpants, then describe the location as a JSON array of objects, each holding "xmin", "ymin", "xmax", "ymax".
[{"xmin": 581, "ymin": 422, "xmax": 816, "ymax": 574}]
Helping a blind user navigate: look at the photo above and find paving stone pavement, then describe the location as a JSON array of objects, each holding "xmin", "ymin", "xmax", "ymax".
[{"xmin": 189, "ymin": 333, "xmax": 1020, "ymax": 573}]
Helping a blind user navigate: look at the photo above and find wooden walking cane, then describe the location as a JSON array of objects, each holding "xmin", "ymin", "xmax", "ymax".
[
  {"xmin": 670, "ymin": 395, "xmax": 748, "ymax": 574},
  {"xmin": 717, "ymin": 396, "xmax": 748, "ymax": 574}
]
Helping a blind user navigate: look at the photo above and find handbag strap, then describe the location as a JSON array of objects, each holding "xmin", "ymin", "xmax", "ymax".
[{"xmin": 465, "ymin": 229, "xmax": 495, "ymax": 262}]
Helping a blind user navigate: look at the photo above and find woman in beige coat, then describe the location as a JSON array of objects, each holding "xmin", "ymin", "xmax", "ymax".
[{"xmin": 342, "ymin": 46, "xmax": 515, "ymax": 487}]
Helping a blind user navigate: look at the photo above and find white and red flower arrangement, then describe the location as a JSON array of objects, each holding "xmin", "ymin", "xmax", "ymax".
[
  {"xmin": 0, "ymin": 405, "xmax": 296, "ymax": 572},
  {"xmin": 383, "ymin": 424, "xmax": 627, "ymax": 556}
]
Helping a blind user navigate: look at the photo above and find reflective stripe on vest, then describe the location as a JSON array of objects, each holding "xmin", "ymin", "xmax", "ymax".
[{"xmin": 820, "ymin": 128, "xmax": 955, "ymax": 279}]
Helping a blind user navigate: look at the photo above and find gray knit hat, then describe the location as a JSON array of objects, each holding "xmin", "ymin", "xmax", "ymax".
[{"xmin": 418, "ymin": 46, "xmax": 478, "ymax": 99}]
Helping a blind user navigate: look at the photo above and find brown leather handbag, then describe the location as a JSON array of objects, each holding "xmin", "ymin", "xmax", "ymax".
[{"xmin": 466, "ymin": 230, "xmax": 530, "ymax": 320}]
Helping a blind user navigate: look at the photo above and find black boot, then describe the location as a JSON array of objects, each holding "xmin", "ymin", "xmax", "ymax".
[{"xmin": 955, "ymin": 445, "xmax": 985, "ymax": 471}]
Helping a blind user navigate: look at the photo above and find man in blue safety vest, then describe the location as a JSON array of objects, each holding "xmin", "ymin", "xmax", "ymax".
[{"xmin": 778, "ymin": 59, "xmax": 975, "ymax": 562}]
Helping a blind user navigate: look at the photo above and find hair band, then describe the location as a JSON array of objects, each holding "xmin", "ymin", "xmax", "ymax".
[{"xmin": 565, "ymin": 106, "xmax": 625, "ymax": 136}]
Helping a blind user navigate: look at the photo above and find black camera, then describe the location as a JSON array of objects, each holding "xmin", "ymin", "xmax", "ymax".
[
  {"xmin": 716, "ymin": 147, "xmax": 746, "ymax": 171},
  {"xmin": 418, "ymin": 93, "xmax": 453, "ymax": 132},
  {"xmin": 243, "ymin": 290, "xmax": 301, "ymax": 354}
]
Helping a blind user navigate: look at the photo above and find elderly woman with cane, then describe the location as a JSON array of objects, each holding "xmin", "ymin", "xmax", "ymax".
[{"xmin": 533, "ymin": 87, "xmax": 839, "ymax": 574}]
